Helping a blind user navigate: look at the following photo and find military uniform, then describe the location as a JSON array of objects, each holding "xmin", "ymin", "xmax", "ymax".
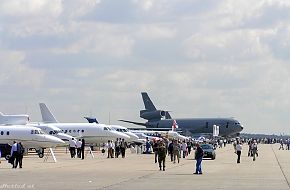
[{"xmin": 158, "ymin": 142, "xmax": 166, "ymax": 171}]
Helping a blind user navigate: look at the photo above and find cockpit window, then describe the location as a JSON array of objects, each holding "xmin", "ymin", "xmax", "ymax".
[{"xmin": 104, "ymin": 127, "xmax": 108, "ymax": 131}]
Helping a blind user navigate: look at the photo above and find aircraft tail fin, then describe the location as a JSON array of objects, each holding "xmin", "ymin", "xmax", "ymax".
[
  {"xmin": 39, "ymin": 103, "xmax": 58, "ymax": 123},
  {"xmin": 84, "ymin": 117, "xmax": 99, "ymax": 124},
  {"xmin": 141, "ymin": 92, "xmax": 157, "ymax": 111}
]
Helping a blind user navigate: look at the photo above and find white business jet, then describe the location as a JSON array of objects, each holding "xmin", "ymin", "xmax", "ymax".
[
  {"xmin": 27, "ymin": 123, "xmax": 75, "ymax": 143},
  {"xmin": 84, "ymin": 117, "xmax": 139, "ymax": 142},
  {"xmin": 39, "ymin": 103, "xmax": 130, "ymax": 144},
  {"xmin": 0, "ymin": 125, "xmax": 65, "ymax": 158},
  {"xmin": 0, "ymin": 111, "xmax": 75, "ymax": 145}
]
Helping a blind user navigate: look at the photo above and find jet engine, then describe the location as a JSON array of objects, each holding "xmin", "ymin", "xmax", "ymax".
[{"xmin": 140, "ymin": 110, "xmax": 166, "ymax": 120}]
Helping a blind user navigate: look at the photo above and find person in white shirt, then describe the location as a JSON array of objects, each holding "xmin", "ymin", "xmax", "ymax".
[
  {"xmin": 106, "ymin": 140, "xmax": 114, "ymax": 158},
  {"xmin": 69, "ymin": 138, "xmax": 77, "ymax": 158},
  {"xmin": 236, "ymin": 141, "xmax": 242, "ymax": 163},
  {"xmin": 76, "ymin": 139, "xmax": 82, "ymax": 158}
]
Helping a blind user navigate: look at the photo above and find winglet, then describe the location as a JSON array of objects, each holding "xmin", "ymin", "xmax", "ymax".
[{"xmin": 39, "ymin": 103, "xmax": 58, "ymax": 123}]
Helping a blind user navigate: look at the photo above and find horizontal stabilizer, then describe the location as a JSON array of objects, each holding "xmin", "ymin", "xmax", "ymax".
[{"xmin": 118, "ymin": 119, "xmax": 147, "ymax": 126}]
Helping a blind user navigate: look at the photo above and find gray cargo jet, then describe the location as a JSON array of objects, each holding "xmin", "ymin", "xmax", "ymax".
[{"xmin": 120, "ymin": 92, "xmax": 244, "ymax": 137}]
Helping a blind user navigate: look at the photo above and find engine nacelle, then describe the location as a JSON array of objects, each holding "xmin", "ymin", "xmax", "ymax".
[{"xmin": 140, "ymin": 110, "xmax": 165, "ymax": 120}]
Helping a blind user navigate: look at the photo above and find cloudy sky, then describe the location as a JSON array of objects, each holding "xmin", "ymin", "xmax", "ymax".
[{"xmin": 1, "ymin": 0, "xmax": 290, "ymax": 134}]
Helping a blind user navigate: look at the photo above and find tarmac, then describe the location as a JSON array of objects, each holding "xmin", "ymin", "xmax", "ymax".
[{"xmin": 0, "ymin": 143, "xmax": 289, "ymax": 190}]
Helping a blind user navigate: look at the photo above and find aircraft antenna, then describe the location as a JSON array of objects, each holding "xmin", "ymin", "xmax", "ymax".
[{"xmin": 108, "ymin": 112, "xmax": 111, "ymax": 125}]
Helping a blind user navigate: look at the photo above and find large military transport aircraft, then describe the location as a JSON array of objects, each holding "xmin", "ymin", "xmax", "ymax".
[{"xmin": 120, "ymin": 92, "xmax": 244, "ymax": 137}]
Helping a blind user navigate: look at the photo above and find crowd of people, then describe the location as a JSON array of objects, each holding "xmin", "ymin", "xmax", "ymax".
[
  {"xmin": 105, "ymin": 138, "xmax": 127, "ymax": 158},
  {"xmin": 69, "ymin": 138, "xmax": 85, "ymax": 159},
  {"xmin": 8, "ymin": 141, "xmax": 25, "ymax": 168},
  {"xmin": 3, "ymin": 135, "xmax": 289, "ymax": 172}
]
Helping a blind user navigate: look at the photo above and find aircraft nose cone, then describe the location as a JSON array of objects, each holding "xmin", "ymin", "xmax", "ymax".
[
  {"xmin": 113, "ymin": 131, "xmax": 130, "ymax": 140},
  {"xmin": 49, "ymin": 136, "xmax": 65, "ymax": 146}
]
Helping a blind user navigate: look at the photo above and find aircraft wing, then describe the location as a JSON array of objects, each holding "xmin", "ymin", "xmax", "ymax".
[{"xmin": 118, "ymin": 120, "xmax": 147, "ymax": 126}]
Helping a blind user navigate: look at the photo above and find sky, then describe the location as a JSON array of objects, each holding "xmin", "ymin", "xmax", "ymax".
[{"xmin": 1, "ymin": 0, "xmax": 290, "ymax": 135}]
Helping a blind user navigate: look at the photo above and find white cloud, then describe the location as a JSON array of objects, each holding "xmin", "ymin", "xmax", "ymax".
[
  {"xmin": 1, "ymin": 0, "xmax": 290, "ymax": 134},
  {"xmin": 136, "ymin": 24, "xmax": 176, "ymax": 39},
  {"xmin": 183, "ymin": 30, "xmax": 271, "ymax": 62},
  {"xmin": 62, "ymin": 0, "xmax": 101, "ymax": 18},
  {"xmin": 0, "ymin": 0, "xmax": 62, "ymax": 18},
  {"xmin": 0, "ymin": 50, "xmax": 44, "ymax": 87}
]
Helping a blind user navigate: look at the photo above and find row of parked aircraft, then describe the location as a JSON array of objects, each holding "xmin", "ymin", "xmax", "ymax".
[{"xmin": 0, "ymin": 92, "xmax": 244, "ymax": 159}]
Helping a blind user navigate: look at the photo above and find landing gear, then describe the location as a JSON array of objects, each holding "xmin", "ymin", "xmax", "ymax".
[{"xmin": 36, "ymin": 148, "xmax": 45, "ymax": 158}]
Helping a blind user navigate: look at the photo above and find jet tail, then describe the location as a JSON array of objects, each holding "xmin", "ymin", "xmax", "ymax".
[
  {"xmin": 141, "ymin": 92, "xmax": 157, "ymax": 111},
  {"xmin": 165, "ymin": 111, "xmax": 172, "ymax": 119},
  {"xmin": 39, "ymin": 103, "xmax": 58, "ymax": 123},
  {"xmin": 84, "ymin": 117, "xmax": 99, "ymax": 124}
]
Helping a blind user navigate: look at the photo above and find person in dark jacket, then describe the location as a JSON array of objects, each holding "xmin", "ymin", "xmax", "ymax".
[
  {"xmin": 158, "ymin": 141, "xmax": 166, "ymax": 171},
  {"xmin": 168, "ymin": 141, "xmax": 174, "ymax": 162},
  {"xmin": 194, "ymin": 143, "xmax": 204, "ymax": 174},
  {"xmin": 81, "ymin": 139, "xmax": 85, "ymax": 160},
  {"xmin": 153, "ymin": 140, "xmax": 159, "ymax": 163},
  {"xmin": 18, "ymin": 142, "xmax": 24, "ymax": 168}
]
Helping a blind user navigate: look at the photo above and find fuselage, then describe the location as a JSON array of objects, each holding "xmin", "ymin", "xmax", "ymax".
[
  {"xmin": 27, "ymin": 123, "xmax": 74, "ymax": 144},
  {"xmin": 39, "ymin": 123, "xmax": 130, "ymax": 144},
  {"xmin": 0, "ymin": 125, "xmax": 65, "ymax": 149},
  {"xmin": 146, "ymin": 118, "xmax": 243, "ymax": 137},
  {"xmin": 109, "ymin": 125, "xmax": 139, "ymax": 142}
]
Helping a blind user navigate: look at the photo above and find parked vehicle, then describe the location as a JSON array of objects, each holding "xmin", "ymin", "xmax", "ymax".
[{"xmin": 200, "ymin": 144, "xmax": 216, "ymax": 160}]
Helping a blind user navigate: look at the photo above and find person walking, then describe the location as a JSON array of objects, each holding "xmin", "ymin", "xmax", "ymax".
[
  {"xmin": 187, "ymin": 141, "xmax": 192, "ymax": 155},
  {"xmin": 172, "ymin": 140, "xmax": 180, "ymax": 164},
  {"xmin": 194, "ymin": 143, "xmax": 204, "ymax": 174},
  {"xmin": 252, "ymin": 140, "xmax": 258, "ymax": 161},
  {"xmin": 107, "ymin": 140, "xmax": 114, "ymax": 158},
  {"xmin": 17, "ymin": 142, "xmax": 24, "ymax": 168},
  {"xmin": 279, "ymin": 139, "xmax": 284, "ymax": 150},
  {"xmin": 115, "ymin": 138, "xmax": 120, "ymax": 158},
  {"xmin": 236, "ymin": 141, "xmax": 242, "ymax": 163},
  {"xmin": 168, "ymin": 140, "xmax": 174, "ymax": 162},
  {"xmin": 10, "ymin": 141, "xmax": 18, "ymax": 168},
  {"xmin": 120, "ymin": 139, "xmax": 127, "ymax": 158},
  {"xmin": 157, "ymin": 140, "xmax": 166, "ymax": 171},
  {"xmin": 69, "ymin": 138, "xmax": 77, "ymax": 158},
  {"xmin": 81, "ymin": 139, "xmax": 85, "ymax": 160},
  {"xmin": 76, "ymin": 139, "xmax": 82, "ymax": 158},
  {"xmin": 182, "ymin": 141, "xmax": 187, "ymax": 158},
  {"xmin": 153, "ymin": 140, "xmax": 159, "ymax": 163}
]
